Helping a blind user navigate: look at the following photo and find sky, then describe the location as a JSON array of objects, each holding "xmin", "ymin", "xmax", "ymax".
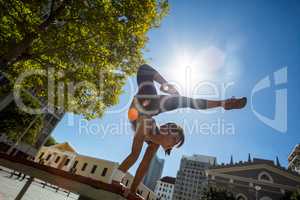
[{"xmin": 51, "ymin": 0, "xmax": 300, "ymax": 177}]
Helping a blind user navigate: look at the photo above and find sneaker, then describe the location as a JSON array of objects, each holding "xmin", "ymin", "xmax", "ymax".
[{"xmin": 223, "ymin": 97, "xmax": 247, "ymax": 110}]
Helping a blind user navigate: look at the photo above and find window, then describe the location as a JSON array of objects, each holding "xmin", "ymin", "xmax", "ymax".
[
  {"xmin": 64, "ymin": 159, "xmax": 70, "ymax": 166},
  {"xmin": 72, "ymin": 160, "xmax": 78, "ymax": 168},
  {"xmin": 258, "ymin": 171, "xmax": 274, "ymax": 183},
  {"xmin": 261, "ymin": 174, "xmax": 270, "ymax": 180},
  {"xmin": 81, "ymin": 163, "xmax": 88, "ymax": 171},
  {"xmin": 137, "ymin": 190, "xmax": 143, "ymax": 195},
  {"xmin": 46, "ymin": 154, "xmax": 52, "ymax": 161},
  {"xmin": 55, "ymin": 156, "xmax": 61, "ymax": 163},
  {"xmin": 91, "ymin": 165, "xmax": 97, "ymax": 174},
  {"xmin": 101, "ymin": 168, "xmax": 108, "ymax": 176},
  {"xmin": 236, "ymin": 193, "xmax": 247, "ymax": 200},
  {"xmin": 39, "ymin": 152, "xmax": 45, "ymax": 159}
]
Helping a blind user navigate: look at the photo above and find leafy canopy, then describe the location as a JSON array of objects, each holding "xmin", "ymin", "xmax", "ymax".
[
  {"xmin": 0, "ymin": 0, "xmax": 169, "ymax": 143},
  {"xmin": 201, "ymin": 187, "xmax": 236, "ymax": 200}
]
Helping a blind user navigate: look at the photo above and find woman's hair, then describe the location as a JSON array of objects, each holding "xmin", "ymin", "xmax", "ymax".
[{"xmin": 160, "ymin": 123, "xmax": 185, "ymax": 155}]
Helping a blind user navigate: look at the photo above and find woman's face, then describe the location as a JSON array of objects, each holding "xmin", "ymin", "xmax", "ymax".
[{"xmin": 160, "ymin": 128, "xmax": 181, "ymax": 150}]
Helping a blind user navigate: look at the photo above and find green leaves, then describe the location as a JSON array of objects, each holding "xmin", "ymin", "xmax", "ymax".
[
  {"xmin": 0, "ymin": 0, "xmax": 169, "ymax": 144},
  {"xmin": 1, "ymin": 0, "xmax": 169, "ymax": 117},
  {"xmin": 201, "ymin": 187, "xmax": 236, "ymax": 200},
  {"xmin": 280, "ymin": 190, "xmax": 300, "ymax": 200},
  {"xmin": 44, "ymin": 136, "xmax": 58, "ymax": 146}
]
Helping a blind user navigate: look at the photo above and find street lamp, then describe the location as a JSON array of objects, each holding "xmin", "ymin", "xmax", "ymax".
[{"xmin": 255, "ymin": 185, "xmax": 262, "ymax": 200}]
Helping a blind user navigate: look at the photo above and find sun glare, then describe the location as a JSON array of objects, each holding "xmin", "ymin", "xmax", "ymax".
[{"xmin": 167, "ymin": 46, "xmax": 227, "ymax": 95}]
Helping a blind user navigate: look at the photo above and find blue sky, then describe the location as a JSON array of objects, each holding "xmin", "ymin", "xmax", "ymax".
[{"xmin": 52, "ymin": 0, "xmax": 300, "ymax": 177}]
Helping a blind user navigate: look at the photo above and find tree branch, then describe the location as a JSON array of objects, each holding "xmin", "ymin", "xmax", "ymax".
[
  {"xmin": 13, "ymin": 34, "xmax": 97, "ymax": 64},
  {"xmin": 38, "ymin": 0, "xmax": 70, "ymax": 31}
]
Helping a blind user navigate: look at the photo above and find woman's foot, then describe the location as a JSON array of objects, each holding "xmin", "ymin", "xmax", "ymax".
[
  {"xmin": 123, "ymin": 188, "xmax": 144, "ymax": 200},
  {"xmin": 111, "ymin": 180, "xmax": 125, "ymax": 189},
  {"xmin": 222, "ymin": 97, "xmax": 247, "ymax": 110}
]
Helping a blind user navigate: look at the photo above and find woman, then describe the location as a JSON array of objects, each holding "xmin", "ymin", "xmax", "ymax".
[{"xmin": 112, "ymin": 64, "xmax": 247, "ymax": 197}]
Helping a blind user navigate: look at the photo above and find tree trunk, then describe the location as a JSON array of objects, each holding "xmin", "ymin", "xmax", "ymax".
[{"xmin": 4, "ymin": 33, "xmax": 36, "ymax": 68}]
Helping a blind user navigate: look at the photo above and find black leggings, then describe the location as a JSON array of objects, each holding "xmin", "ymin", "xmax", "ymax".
[
  {"xmin": 158, "ymin": 95, "xmax": 207, "ymax": 113},
  {"xmin": 135, "ymin": 64, "xmax": 207, "ymax": 116}
]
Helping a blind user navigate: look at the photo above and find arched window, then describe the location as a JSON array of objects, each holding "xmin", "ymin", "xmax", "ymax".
[
  {"xmin": 258, "ymin": 171, "xmax": 274, "ymax": 183},
  {"xmin": 236, "ymin": 193, "xmax": 248, "ymax": 200}
]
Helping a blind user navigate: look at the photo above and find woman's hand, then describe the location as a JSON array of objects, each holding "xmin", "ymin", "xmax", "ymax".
[
  {"xmin": 160, "ymin": 83, "xmax": 180, "ymax": 95},
  {"xmin": 123, "ymin": 188, "xmax": 130, "ymax": 198}
]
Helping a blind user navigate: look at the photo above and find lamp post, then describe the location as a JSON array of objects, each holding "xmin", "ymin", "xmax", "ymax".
[{"xmin": 255, "ymin": 185, "xmax": 261, "ymax": 200}]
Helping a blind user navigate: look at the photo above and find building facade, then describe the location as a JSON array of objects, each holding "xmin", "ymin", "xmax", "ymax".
[
  {"xmin": 35, "ymin": 142, "xmax": 157, "ymax": 200},
  {"xmin": 172, "ymin": 154, "xmax": 217, "ymax": 200},
  {"xmin": 0, "ymin": 104, "xmax": 63, "ymax": 158},
  {"xmin": 155, "ymin": 176, "xmax": 176, "ymax": 200},
  {"xmin": 143, "ymin": 155, "xmax": 165, "ymax": 191},
  {"xmin": 288, "ymin": 144, "xmax": 300, "ymax": 174},
  {"xmin": 206, "ymin": 158, "xmax": 300, "ymax": 200},
  {"xmin": 34, "ymin": 112, "xmax": 64, "ymax": 150}
]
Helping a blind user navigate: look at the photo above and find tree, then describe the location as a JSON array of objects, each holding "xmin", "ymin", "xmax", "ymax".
[
  {"xmin": 201, "ymin": 187, "xmax": 236, "ymax": 200},
  {"xmin": 0, "ymin": 0, "xmax": 169, "ymax": 144},
  {"xmin": 44, "ymin": 136, "xmax": 57, "ymax": 146},
  {"xmin": 280, "ymin": 190, "xmax": 300, "ymax": 200},
  {"xmin": 0, "ymin": 82, "xmax": 44, "ymax": 144}
]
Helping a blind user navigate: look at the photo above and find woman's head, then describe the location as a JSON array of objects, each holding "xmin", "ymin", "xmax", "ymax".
[{"xmin": 159, "ymin": 122, "xmax": 184, "ymax": 155}]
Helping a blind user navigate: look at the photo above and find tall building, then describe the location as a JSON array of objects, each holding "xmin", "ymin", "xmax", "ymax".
[
  {"xmin": 172, "ymin": 154, "xmax": 217, "ymax": 200},
  {"xmin": 0, "ymin": 108, "xmax": 63, "ymax": 158},
  {"xmin": 143, "ymin": 155, "xmax": 165, "ymax": 191},
  {"xmin": 0, "ymin": 63, "xmax": 64, "ymax": 158},
  {"xmin": 288, "ymin": 144, "xmax": 300, "ymax": 174},
  {"xmin": 155, "ymin": 176, "xmax": 176, "ymax": 200},
  {"xmin": 34, "ymin": 112, "xmax": 64, "ymax": 149}
]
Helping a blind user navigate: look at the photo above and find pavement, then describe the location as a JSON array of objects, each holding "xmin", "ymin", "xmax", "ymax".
[{"xmin": 0, "ymin": 167, "xmax": 78, "ymax": 200}]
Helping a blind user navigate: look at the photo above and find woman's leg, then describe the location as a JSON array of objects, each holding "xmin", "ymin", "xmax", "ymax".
[
  {"xmin": 130, "ymin": 142, "xmax": 159, "ymax": 193},
  {"xmin": 158, "ymin": 95, "xmax": 246, "ymax": 113},
  {"xmin": 158, "ymin": 95, "xmax": 209, "ymax": 113},
  {"xmin": 136, "ymin": 64, "xmax": 159, "ymax": 96},
  {"xmin": 118, "ymin": 125, "xmax": 145, "ymax": 173},
  {"xmin": 137, "ymin": 64, "xmax": 167, "ymax": 87}
]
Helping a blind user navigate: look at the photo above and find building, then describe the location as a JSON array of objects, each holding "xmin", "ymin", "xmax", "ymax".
[
  {"xmin": 34, "ymin": 112, "xmax": 64, "ymax": 151},
  {"xmin": 35, "ymin": 142, "xmax": 77, "ymax": 171},
  {"xmin": 143, "ymin": 155, "xmax": 165, "ymax": 191},
  {"xmin": 0, "ymin": 99, "xmax": 63, "ymax": 158},
  {"xmin": 172, "ymin": 154, "xmax": 217, "ymax": 200},
  {"xmin": 34, "ymin": 142, "xmax": 157, "ymax": 200},
  {"xmin": 206, "ymin": 157, "xmax": 300, "ymax": 200},
  {"xmin": 155, "ymin": 176, "xmax": 176, "ymax": 200},
  {"xmin": 288, "ymin": 144, "xmax": 300, "ymax": 174}
]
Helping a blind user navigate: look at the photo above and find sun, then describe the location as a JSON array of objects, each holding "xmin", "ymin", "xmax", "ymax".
[{"xmin": 167, "ymin": 46, "xmax": 226, "ymax": 95}]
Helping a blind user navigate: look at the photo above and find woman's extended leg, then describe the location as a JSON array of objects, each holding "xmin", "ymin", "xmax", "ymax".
[
  {"xmin": 130, "ymin": 142, "xmax": 159, "ymax": 194},
  {"xmin": 158, "ymin": 95, "xmax": 247, "ymax": 113}
]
